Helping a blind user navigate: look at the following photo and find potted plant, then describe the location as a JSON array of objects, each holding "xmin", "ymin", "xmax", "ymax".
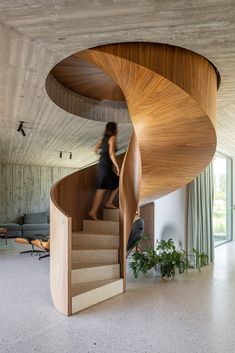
[{"xmin": 129, "ymin": 237, "xmax": 208, "ymax": 280}]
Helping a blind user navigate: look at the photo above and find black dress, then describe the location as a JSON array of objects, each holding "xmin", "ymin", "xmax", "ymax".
[{"xmin": 97, "ymin": 136, "xmax": 119, "ymax": 190}]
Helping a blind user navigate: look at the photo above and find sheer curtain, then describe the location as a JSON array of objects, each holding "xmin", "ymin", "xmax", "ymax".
[{"xmin": 187, "ymin": 163, "xmax": 214, "ymax": 262}]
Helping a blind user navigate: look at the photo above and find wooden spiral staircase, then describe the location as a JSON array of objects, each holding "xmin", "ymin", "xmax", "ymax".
[{"xmin": 49, "ymin": 43, "xmax": 218, "ymax": 315}]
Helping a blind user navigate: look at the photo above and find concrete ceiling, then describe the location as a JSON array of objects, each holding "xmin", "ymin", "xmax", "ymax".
[{"xmin": 0, "ymin": 0, "xmax": 235, "ymax": 168}]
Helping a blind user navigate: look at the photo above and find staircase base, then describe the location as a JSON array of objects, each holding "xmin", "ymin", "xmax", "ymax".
[{"xmin": 72, "ymin": 278, "xmax": 123, "ymax": 314}]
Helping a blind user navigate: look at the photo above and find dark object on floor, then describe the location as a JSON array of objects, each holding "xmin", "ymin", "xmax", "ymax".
[{"xmin": 126, "ymin": 218, "xmax": 145, "ymax": 258}]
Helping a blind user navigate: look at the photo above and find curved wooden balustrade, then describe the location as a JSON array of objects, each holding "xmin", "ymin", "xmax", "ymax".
[
  {"xmin": 119, "ymin": 132, "xmax": 141, "ymax": 288},
  {"xmin": 49, "ymin": 43, "xmax": 218, "ymax": 315},
  {"xmin": 50, "ymin": 156, "xmax": 124, "ymax": 315}
]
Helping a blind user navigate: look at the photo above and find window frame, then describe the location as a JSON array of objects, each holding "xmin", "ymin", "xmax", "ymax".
[{"xmin": 213, "ymin": 151, "xmax": 233, "ymax": 247}]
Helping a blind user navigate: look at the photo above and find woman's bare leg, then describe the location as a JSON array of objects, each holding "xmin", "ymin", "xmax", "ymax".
[
  {"xmin": 89, "ymin": 189, "xmax": 106, "ymax": 220},
  {"xmin": 105, "ymin": 187, "xmax": 119, "ymax": 208}
]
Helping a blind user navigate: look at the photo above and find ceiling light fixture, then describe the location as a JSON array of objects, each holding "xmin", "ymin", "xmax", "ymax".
[
  {"xmin": 59, "ymin": 151, "xmax": 73, "ymax": 159},
  {"xmin": 17, "ymin": 121, "xmax": 24, "ymax": 132},
  {"xmin": 17, "ymin": 121, "xmax": 26, "ymax": 137}
]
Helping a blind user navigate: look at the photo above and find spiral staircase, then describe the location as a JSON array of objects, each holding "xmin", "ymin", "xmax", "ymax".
[{"xmin": 49, "ymin": 43, "xmax": 218, "ymax": 315}]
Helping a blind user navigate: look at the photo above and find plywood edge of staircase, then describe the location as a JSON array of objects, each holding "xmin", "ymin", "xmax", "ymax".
[
  {"xmin": 72, "ymin": 278, "xmax": 123, "ymax": 314},
  {"xmin": 73, "ymin": 231, "xmax": 119, "ymax": 237}
]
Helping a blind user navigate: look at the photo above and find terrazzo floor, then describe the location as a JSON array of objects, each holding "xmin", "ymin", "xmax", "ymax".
[{"xmin": 0, "ymin": 240, "xmax": 234, "ymax": 353}]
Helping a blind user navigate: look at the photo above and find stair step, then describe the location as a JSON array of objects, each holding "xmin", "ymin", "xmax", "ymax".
[
  {"xmin": 72, "ymin": 278, "xmax": 123, "ymax": 314},
  {"xmin": 103, "ymin": 208, "xmax": 119, "ymax": 222},
  {"xmin": 72, "ymin": 249, "xmax": 119, "ymax": 265},
  {"xmin": 83, "ymin": 220, "xmax": 119, "ymax": 235},
  {"xmin": 72, "ymin": 262, "xmax": 116, "ymax": 269},
  {"xmin": 72, "ymin": 232, "xmax": 119, "ymax": 249},
  {"xmin": 72, "ymin": 264, "xmax": 120, "ymax": 284}
]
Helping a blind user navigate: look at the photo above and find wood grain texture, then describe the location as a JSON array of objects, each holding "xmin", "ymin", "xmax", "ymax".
[
  {"xmin": 78, "ymin": 43, "xmax": 217, "ymax": 204},
  {"xmin": 119, "ymin": 132, "xmax": 141, "ymax": 288},
  {"xmin": 50, "ymin": 198, "xmax": 72, "ymax": 316},
  {"xmin": 71, "ymin": 278, "xmax": 123, "ymax": 314},
  {"xmin": 92, "ymin": 43, "xmax": 218, "ymax": 124},
  {"xmin": 51, "ymin": 56, "xmax": 125, "ymax": 101},
  {"xmin": 0, "ymin": 163, "xmax": 75, "ymax": 223}
]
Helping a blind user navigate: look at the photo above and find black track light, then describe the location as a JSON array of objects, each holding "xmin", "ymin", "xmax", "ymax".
[
  {"xmin": 17, "ymin": 122, "xmax": 23, "ymax": 132},
  {"xmin": 17, "ymin": 123, "xmax": 23, "ymax": 131},
  {"xmin": 69, "ymin": 152, "xmax": 72, "ymax": 160},
  {"xmin": 17, "ymin": 121, "xmax": 26, "ymax": 136},
  {"xmin": 59, "ymin": 151, "xmax": 62, "ymax": 158}
]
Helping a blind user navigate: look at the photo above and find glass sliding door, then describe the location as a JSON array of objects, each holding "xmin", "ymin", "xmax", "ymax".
[{"xmin": 213, "ymin": 152, "xmax": 233, "ymax": 246}]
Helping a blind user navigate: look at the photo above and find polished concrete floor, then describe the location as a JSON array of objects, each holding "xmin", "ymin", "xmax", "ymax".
[{"xmin": 0, "ymin": 240, "xmax": 234, "ymax": 353}]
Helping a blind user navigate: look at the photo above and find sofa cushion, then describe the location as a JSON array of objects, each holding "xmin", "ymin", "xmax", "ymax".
[
  {"xmin": 24, "ymin": 212, "xmax": 48, "ymax": 224},
  {"xmin": 22, "ymin": 229, "xmax": 49, "ymax": 237},
  {"xmin": 22, "ymin": 223, "xmax": 49, "ymax": 231}
]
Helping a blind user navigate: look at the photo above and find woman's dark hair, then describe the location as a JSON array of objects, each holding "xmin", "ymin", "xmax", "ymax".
[{"xmin": 104, "ymin": 122, "xmax": 117, "ymax": 137}]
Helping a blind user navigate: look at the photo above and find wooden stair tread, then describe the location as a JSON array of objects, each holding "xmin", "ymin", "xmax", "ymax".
[
  {"xmin": 72, "ymin": 278, "xmax": 121, "ymax": 297},
  {"xmin": 83, "ymin": 219, "xmax": 119, "ymax": 235},
  {"xmin": 72, "ymin": 248, "xmax": 118, "ymax": 265},
  {"xmin": 72, "ymin": 248, "xmax": 118, "ymax": 253},
  {"xmin": 72, "ymin": 245, "xmax": 118, "ymax": 250},
  {"xmin": 103, "ymin": 208, "xmax": 119, "ymax": 210},
  {"xmin": 72, "ymin": 231, "xmax": 118, "ymax": 237},
  {"xmin": 72, "ymin": 262, "xmax": 119, "ymax": 270},
  {"xmin": 83, "ymin": 220, "xmax": 118, "ymax": 224},
  {"xmin": 71, "ymin": 263, "xmax": 120, "ymax": 285},
  {"xmin": 103, "ymin": 208, "xmax": 119, "ymax": 221}
]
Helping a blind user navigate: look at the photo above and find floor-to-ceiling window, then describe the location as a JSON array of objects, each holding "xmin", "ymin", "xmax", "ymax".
[{"xmin": 213, "ymin": 152, "xmax": 233, "ymax": 246}]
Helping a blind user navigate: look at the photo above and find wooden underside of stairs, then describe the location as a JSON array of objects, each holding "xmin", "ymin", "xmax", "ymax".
[{"xmin": 71, "ymin": 208, "xmax": 123, "ymax": 313}]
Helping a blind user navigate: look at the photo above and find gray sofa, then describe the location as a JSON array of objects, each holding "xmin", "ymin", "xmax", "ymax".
[
  {"xmin": 21, "ymin": 211, "xmax": 49, "ymax": 236},
  {"xmin": 0, "ymin": 211, "xmax": 49, "ymax": 238}
]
